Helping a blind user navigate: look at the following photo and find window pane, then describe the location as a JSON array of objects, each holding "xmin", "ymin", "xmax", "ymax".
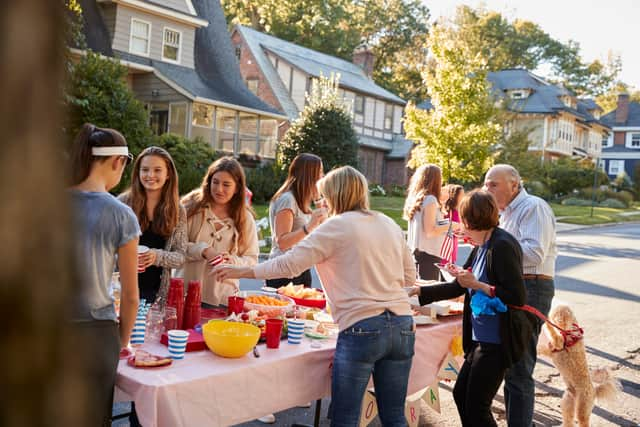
[
  {"xmin": 132, "ymin": 21, "xmax": 148, "ymax": 38},
  {"xmin": 191, "ymin": 125, "xmax": 213, "ymax": 145},
  {"xmin": 163, "ymin": 45, "xmax": 178, "ymax": 61},
  {"xmin": 247, "ymin": 79, "xmax": 259, "ymax": 95},
  {"xmin": 131, "ymin": 37, "xmax": 148, "ymax": 54},
  {"xmin": 192, "ymin": 103, "xmax": 214, "ymax": 128},
  {"xmin": 216, "ymin": 131, "xmax": 235, "ymax": 153},
  {"xmin": 168, "ymin": 103, "xmax": 186, "ymax": 136},
  {"xmin": 259, "ymin": 119, "xmax": 277, "ymax": 158},
  {"xmin": 164, "ymin": 29, "xmax": 180, "ymax": 45},
  {"xmin": 216, "ymin": 108, "xmax": 237, "ymax": 152}
]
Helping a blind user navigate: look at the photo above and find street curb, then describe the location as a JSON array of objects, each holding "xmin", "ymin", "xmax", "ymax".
[{"xmin": 556, "ymin": 219, "xmax": 640, "ymax": 233}]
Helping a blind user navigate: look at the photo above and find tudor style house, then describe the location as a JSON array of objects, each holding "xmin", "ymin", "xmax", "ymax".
[
  {"xmin": 487, "ymin": 69, "xmax": 609, "ymax": 161},
  {"xmin": 231, "ymin": 25, "xmax": 413, "ymax": 185},
  {"xmin": 600, "ymin": 94, "xmax": 640, "ymax": 181},
  {"xmin": 75, "ymin": 0, "xmax": 286, "ymax": 159}
]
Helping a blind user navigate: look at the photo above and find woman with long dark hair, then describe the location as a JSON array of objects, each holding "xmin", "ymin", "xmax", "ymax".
[
  {"xmin": 119, "ymin": 146, "xmax": 186, "ymax": 305},
  {"xmin": 181, "ymin": 156, "xmax": 258, "ymax": 305},
  {"xmin": 266, "ymin": 153, "xmax": 326, "ymax": 288}
]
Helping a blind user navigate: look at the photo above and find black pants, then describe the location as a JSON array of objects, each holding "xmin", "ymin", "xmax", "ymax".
[
  {"xmin": 453, "ymin": 342, "xmax": 506, "ymax": 427},
  {"xmin": 74, "ymin": 320, "xmax": 120, "ymax": 427},
  {"xmin": 265, "ymin": 269, "xmax": 312, "ymax": 288},
  {"xmin": 413, "ymin": 250, "xmax": 441, "ymax": 281}
]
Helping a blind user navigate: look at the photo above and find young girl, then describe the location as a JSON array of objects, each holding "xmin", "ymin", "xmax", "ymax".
[
  {"xmin": 119, "ymin": 147, "xmax": 187, "ymax": 306},
  {"xmin": 181, "ymin": 157, "xmax": 258, "ymax": 305},
  {"xmin": 267, "ymin": 153, "xmax": 326, "ymax": 288},
  {"xmin": 444, "ymin": 184, "xmax": 464, "ymax": 264},
  {"xmin": 68, "ymin": 123, "xmax": 140, "ymax": 426},
  {"xmin": 403, "ymin": 164, "xmax": 459, "ymax": 280}
]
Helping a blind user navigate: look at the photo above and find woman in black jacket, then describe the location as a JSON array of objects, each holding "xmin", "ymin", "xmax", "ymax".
[{"xmin": 411, "ymin": 190, "xmax": 532, "ymax": 427}]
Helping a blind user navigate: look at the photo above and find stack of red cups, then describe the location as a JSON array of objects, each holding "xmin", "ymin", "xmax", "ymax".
[
  {"xmin": 183, "ymin": 280, "xmax": 202, "ymax": 330},
  {"xmin": 166, "ymin": 278, "xmax": 185, "ymax": 330}
]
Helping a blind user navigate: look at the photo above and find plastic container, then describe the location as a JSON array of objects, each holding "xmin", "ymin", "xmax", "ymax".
[
  {"xmin": 202, "ymin": 320, "xmax": 261, "ymax": 358},
  {"xmin": 239, "ymin": 291, "xmax": 294, "ymax": 318},
  {"xmin": 166, "ymin": 278, "xmax": 184, "ymax": 330}
]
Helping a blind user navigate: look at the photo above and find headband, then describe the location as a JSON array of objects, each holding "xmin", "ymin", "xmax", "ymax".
[{"xmin": 91, "ymin": 146, "xmax": 129, "ymax": 156}]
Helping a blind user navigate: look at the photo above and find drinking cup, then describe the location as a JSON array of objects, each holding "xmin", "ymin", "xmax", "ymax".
[
  {"xmin": 137, "ymin": 245, "xmax": 150, "ymax": 273},
  {"xmin": 130, "ymin": 314, "xmax": 147, "ymax": 345},
  {"xmin": 265, "ymin": 318, "xmax": 284, "ymax": 349},
  {"xmin": 287, "ymin": 319, "xmax": 304, "ymax": 345},
  {"xmin": 167, "ymin": 329, "xmax": 189, "ymax": 359},
  {"xmin": 227, "ymin": 296, "xmax": 245, "ymax": 315}
]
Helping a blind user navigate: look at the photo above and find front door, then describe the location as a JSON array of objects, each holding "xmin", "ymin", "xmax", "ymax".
[{"xmin": 150, "ymin": 110, "xmax": 169, "ymax": 135}]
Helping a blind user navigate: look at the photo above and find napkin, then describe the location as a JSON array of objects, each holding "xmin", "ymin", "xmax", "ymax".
[{"xmin": 470, "ymin": 291, "xmax": 506, "ymax": 316}]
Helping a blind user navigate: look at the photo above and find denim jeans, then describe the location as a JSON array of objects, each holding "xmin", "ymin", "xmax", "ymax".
[
  {"xmin": 330, "ymin": 311, "xmax": 415, "ymax": 427},
  {"xmin": 504, "ymin": 278, "xmax": 554, "ymax": 426}
]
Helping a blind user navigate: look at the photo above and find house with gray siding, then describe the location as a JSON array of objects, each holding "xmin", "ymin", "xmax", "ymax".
[
  {"xmin": 231, "ymin": 25, "xmax": 413, "ymax": 185},
  {"xmin": 75, "ymin": 0, "xmax": 286, "ymax": 158},
  {"xmin": 600, "ymin": 94, "xmax": 640, "ymax": 181}
]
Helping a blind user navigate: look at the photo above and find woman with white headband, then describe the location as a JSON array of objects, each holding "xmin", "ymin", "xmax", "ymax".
[{"xmin": 68, "ymin": 123, "xmax": 141, "ymax": 426}]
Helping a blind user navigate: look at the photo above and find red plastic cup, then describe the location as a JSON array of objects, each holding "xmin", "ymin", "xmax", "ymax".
[
  {"xmin": 167, "ymin": 278, "xmax": 184, "ymax": 329},
  {"xmin": 265, "ymin": 318, "xmax": 284, "ymax": 349},
  {"xmin": 227, "ymin": 295, "xmax": 245, "ymax": 315}
]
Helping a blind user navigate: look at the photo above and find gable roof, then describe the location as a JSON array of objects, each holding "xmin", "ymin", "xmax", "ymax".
[
  {"xmin": 235, "ymin": 25, "xmax": 405, "ymax": 120},
  {"xmin": 601, "ymin": 102, "xmax": 640, "ymax": 128},
  {"xmin": 487, "ymin": 69, "xmax": 607, "ymax": 127},
  {"xmin": 79, "ymin": 0, "xmax": 284, "ymax": 118}
]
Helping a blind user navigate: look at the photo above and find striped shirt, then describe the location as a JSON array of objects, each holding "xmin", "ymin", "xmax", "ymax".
[{"xmin": 499, "ymin": 189, "xmax": 557, "ymax": 276}]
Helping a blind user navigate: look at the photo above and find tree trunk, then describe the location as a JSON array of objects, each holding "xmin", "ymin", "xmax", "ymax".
[{"xmin": 0, "ymin": 2, "xmax": 94, "ymax": 425}]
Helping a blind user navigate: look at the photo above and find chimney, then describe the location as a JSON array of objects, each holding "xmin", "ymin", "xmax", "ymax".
[
  {"xmin": 615, "ymin": 93, "xmax": 630, "ymax": 125},
  {"xmin": 353, "ymin": 43, "xmax": 375, "ymax": 79}
]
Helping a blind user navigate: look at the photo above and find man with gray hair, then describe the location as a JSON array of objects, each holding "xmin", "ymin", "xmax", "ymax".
[{"xmin": 484, "ymin": 164, "xmax": 557, "ymax": 426}]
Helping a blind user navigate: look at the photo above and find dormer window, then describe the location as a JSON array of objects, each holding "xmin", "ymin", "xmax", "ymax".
[
  {"xmin": 510, "ymin": 90, "xmax": 526, "ymax": 100},
  {"xmin": 130, "ymin": 18, "xmax": 151, "ymax": 56},
  {"xmin": 162, "ymin": 28, "xmax": 181, "ymax": 63}
]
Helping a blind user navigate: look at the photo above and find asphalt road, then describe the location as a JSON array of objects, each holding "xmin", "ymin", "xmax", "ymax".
[{"xmin": 113, "ymin": 222, "xmax": 640, "ymax": 426}]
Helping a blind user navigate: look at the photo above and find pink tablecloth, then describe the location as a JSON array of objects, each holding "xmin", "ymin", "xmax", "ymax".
[{"xmin": 115, "ymin": 317, "xmax": 461, "ymax": 426}]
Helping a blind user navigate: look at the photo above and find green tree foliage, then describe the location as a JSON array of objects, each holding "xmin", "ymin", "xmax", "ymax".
[
  {"xmin": 277, "ymin": 74, "xmax": 359, "ymax": 172},
  {"xmin": 245, "ymin": 163, "xmax": 286, "ymax": 204},
  {"xmin": 443, "ymin": 6, "xmax": 621, "ymax": 97},
  {"xmin": 154, "ymin": 133, "xmax": 218, "ymax": 195},
  {"xmin": 404, "ymin": 24, "xmax": 502, "ymax": 184},
  {"xmin": 495, "ymin": 127, "xmax": 541, "ymax": 180},
  {"xmin": 65, "ymin": 51, "xmax": 153, "ymax": 189},
  {"xmin": 222, "ymin": 0, "xmax": 430, "ymax": 102}
]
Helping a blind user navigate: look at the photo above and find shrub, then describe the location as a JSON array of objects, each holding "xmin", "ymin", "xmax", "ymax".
[
  {"xmin": 577, "ymin": 187, "xmax": 632, "ymax": 207},
  {"xmin": 599, "ymin": 198, "xmax": 626, "ymax": 208},
  {"xmin": 524, "ymin": 180, "xmax": 552, "ymax": 200},
  {"xmin": 386, "ymin": 184, "xmax": 407, "ymax": 197},
  {"xmin": 154, "ymin": 133, "xmax": 218, "ymax": 195},
  {"xmin": 561, "ymin": 197, "xmax": 593, "ymax": 207},
  {"xmin": 277, "ymin": 74, "xmax": 359, "ymax": 172},
  {"xmin": 245, "ymin": 162, "xmax": 286, "ymax": 204},
  {"xmin": 369, "ymin": 184, "xmax": 386, "ymax": 197}
]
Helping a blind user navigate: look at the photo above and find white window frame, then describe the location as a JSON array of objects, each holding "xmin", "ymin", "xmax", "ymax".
[
  {"xmin": 191, "ymin": 102, "xmax": 215, "ymax": 129},
  {"xmin": 162, "ymin": 27, "xmax": 182, "ymax": 64},
  {"xmin": 602, "ymin": 134, "xmax": 613, "ymax": 148},
  {"xmin": 608, "ymin": 159, "xmax": 625, "ymax": 175},
  {"xmin": 626, "ymin": 132, "xmax": 640, "ymax": 149},
  {"xmin": 510, "ymin": 90, "xmax": 525, "ymax": 99},
  {"xmin": 129, "ymin": 18, "xmax": 151, "ymax": 57}
]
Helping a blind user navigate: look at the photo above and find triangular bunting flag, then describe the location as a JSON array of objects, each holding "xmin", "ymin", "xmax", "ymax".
[
  {"xmin": 358, "ymin": 390, "xmax": 378, "ymax": 427},
  {"xmin": 404, "ymin": 396, "xmax": 422, "ymax": 427},
  {"xmin": 422, "ymin": 380, "xmax": 441, "ymax": 414},
  {"xmin": 437, "ymin": 352, "xmax": 460, "ymax": 381}
]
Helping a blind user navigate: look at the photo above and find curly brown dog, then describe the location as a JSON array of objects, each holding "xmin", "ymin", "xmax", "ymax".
[{"xmin": 539, "ymin": 305, "xmax": 619, "ymax": 427}]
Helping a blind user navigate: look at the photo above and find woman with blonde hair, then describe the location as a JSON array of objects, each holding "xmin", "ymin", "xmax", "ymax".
[
  {"xmin": 404, "ymin": 164, "xmax": 459, "ymax": 280},
  {"xmin": 214, "ymin": 166, "xmax": 416, "ymax": 426},
  {"xmin": 181, "ymin": 156, "xmax": 258, "ymax": 305},
  {"xmin": 119, "ymin": 146, "xmax": 187, "ymax": 305},
  {"xmin": 267, "ymin": 153, "xmax": 326, "ymax": 288}
]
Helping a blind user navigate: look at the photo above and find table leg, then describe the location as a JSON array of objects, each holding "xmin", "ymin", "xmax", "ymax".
[{"xmin": 291, "ymin": 398, "xmax": 322, "ymax": 427}]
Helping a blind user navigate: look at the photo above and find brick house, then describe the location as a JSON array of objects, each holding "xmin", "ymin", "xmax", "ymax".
[
  {"xmin": 74, "ymin": 0, "xmax": 286, "ymax": 158},
  {"xmin": 231, "ymin": 25, "xmax": 413, "ymax": 185},
  {"xmin": 599, "ymin": 94, "xmax": 640, "ymax": 181}
]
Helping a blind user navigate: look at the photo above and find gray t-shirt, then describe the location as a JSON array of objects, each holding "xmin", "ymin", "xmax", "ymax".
[
  {"xmin": 268, "ymin": 191, "xmax": 310, "ymax": 259},
  {"xmin": 70, "ymin": 190, "xmax": 140, "ymax": 321},
  {"xmin": 406, "ymin": 194, "xmax": 445, "ymax": 256}
]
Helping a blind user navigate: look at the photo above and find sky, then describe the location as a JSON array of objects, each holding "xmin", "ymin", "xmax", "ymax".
[{"xmin": 425, "ymin": 0, "xmax": 640, "ymax": 89}]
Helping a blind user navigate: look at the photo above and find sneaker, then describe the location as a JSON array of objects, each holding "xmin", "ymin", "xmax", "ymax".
[
  {"xmin": 257, "ymin": 414, "xmax": 276, "ymax": 424},
  {"xmin": 297, "ymin": 401, "xmax": 312, "ymax": 408}
]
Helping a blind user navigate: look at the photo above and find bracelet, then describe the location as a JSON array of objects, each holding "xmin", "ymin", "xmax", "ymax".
[{"xmin": 302, "ymin": 224, "xmax": 309, "ymax": 235}]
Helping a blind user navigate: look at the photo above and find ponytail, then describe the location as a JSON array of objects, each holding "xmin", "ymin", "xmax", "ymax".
[{"xmin": 69, "ymin": 123, "xmax": 128, "ymax": 185}]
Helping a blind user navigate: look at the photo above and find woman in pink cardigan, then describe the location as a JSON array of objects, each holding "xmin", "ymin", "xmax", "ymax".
[{"xmin": 214, "ymin": 166, "xmax": 416, "ymax": 427}]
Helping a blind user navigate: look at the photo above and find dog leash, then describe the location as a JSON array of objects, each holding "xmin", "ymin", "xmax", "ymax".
[{"xmin": 509, "ymin": 304, "xmax": 584, "ymax": 351}]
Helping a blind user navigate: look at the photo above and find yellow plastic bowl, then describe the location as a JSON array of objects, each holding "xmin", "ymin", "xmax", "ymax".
[{"xmin": 202, "ymin": 320, "xmax": 261, "ymax": 358}]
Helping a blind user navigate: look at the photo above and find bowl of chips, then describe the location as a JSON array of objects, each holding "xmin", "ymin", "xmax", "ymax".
[
  {"xmin": 277, "ymin": 283, "xmax": 326, "ymax": 309},
  {"xmin": 239, "ymin": 291, "xmax": 294, "ymax": 317}
]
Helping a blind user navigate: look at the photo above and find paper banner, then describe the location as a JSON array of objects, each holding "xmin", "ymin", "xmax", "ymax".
[
  {"xmin": 358, "ymin": 390, "xmax": 378, "ymax": 427},
  {"xmin": 404, "ymin": 396, "xmax": 422, "ymax": 427},
  {"xmin": 437, "ymin": 352, "xmax": 460, "ymax": 381},
  {"xmin": 422, "ymin": 380, "xmax": 441, "ymax": 414}
]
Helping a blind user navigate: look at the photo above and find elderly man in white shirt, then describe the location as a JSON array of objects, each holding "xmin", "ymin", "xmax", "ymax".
[{"xmin": 484, "ymin": 164, "xmax": 557, "ymax": 427}]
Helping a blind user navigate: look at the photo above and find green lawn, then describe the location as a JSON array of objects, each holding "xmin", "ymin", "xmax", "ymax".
[{"xmin": 252, "ymin": 197, "xmax": 639, "ymax": 250}]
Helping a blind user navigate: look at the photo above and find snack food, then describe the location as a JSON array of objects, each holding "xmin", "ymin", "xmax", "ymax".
[
  {"xmin": 278, "ymin": 283, "xmax": 325, "ymax": 300},
  {"xmin": 129, "ymin": 350, "xmax": 172, "ymax": 368},
  {"xmin": 245, "ymin": 295, "xmax": 290, "ymax": 306}
]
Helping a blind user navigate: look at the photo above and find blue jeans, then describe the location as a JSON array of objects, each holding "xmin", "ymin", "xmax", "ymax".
[
  {"xmin": 330, "ymin": 311, "xmax": 415, "ymax": 427},
  {"xmin": 504, "ymin": 278, "xmax": 554, "ymax": 426}
]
